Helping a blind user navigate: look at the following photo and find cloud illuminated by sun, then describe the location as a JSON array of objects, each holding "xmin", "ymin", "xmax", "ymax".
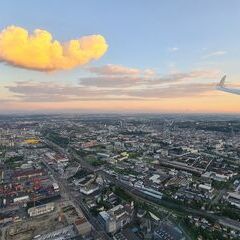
[{"xmin": 0, "ymin": 26, "xmax": 108, "ymax": 71}]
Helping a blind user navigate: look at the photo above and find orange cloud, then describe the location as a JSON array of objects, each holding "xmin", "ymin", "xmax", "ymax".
[
  {"xmin": 0, "ymin": 26, "xmax": 108, "ymax": 71},
  {"xmin": 88, "ymin": 64, "xmax": 141, "ymax": 75},
  {"xmin": 88, "ymin": 64, "xmax": 156, "ymax": 76}
]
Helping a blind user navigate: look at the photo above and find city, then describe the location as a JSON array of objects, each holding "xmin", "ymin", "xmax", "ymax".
[
  {"xmin": 0, "ymin": 114, "xmax": 240, "ymax": 239},
  {"xmin": 1, "ymin": 1, "xmax": 240, "ymax": 239}
]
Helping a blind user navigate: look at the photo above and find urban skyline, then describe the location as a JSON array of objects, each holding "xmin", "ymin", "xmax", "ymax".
[
  {"xmin": 1, "ymin": 2, "xmax": 240, "ymax": 239},
  {"xmin": 0, "ymin": 1, "xmax": 240, "ymax": 113}
]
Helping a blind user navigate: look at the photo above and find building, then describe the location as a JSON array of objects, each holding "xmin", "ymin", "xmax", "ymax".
[
  {"xmin": 154, "ymin": 222, "xmax": 185, "ymax": 240},
  {"xmin": 99, "ymin": 203, "xmax": 134, "ymax": 234},
  {"xmin": 13, "ymin": 169, "xmax": 43, "ymax": 180},
  {"xmin": 198, "ymin": 183, "xmax": 213, "ymax": 193},
  {"xmin": 80, "ymin": 184, "xmax": 99, "ymax": 195},
  {"xmin": 61, "ymin": 204, "xmax": 92, "ymax": 237},
  {"xmin": 201, "ymin": 171, "xmax": 231, "ymax": 182},
  {"xmin": 0, "ymin": 169, "xmax": 4, "ymax": 183},
  {"xmin": 226, "ymin": 192, "xmax": 240, "ymax": 208},
  {"xmin": 74, "ymin": 217, "xmax": 92, "ymax": 236},
  {"xmin": 33, "ymin": 225, "xmax": 76, "ymax": 240},
  {"xmin": 113, "ymin": 229, "xmax": 141, "ymax": 240},
  {"xmin": 13, "ymin": 195, "xmax": 29, "ymax": 204},
  {"xmin": 28, "ymin": 202, "xmax": 55, "ymax": 217},
  {"xmin": 52, "ymin": 182, "xmax": 59, "ymax": 192}
]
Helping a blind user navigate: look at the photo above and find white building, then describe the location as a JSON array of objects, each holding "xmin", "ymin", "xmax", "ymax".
[
  {"xmin": 99, "ymin": 203, "xmax": 134, "ymax": 234},
  {"xmin": 13, "ymin": 195, "xmax": 29, "ymax": 203},
  {"xmin": 226, "ymin": 192, "xmax": 240, "ymax": 208},
  {"xmin": 28, "ymin": 203, "xmax": 54, "ymax": 217}
]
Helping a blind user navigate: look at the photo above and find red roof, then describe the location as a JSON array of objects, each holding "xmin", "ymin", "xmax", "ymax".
[{"xmin": 13, "ymin": 169, "xmax": 43, "ymax": 178}]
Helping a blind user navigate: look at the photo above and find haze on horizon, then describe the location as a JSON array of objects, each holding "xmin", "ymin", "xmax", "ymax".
[{"xmin": 0, "ymin": 0, "xmax": 240, "ymax": 114}]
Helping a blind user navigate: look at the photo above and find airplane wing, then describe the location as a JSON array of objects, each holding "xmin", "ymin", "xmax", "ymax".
[
  {"xmin": 217, "ymin": 75, "xmax": 240, "ymax": 95},
  {"xmin": 218, "ymin": 75, "xmax": 226, "ymax": 87}
]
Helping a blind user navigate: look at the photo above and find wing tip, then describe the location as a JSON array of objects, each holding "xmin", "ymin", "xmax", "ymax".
[{"xmin": 218, "ymin": 75, "xmax": 226, "ymax": 87}]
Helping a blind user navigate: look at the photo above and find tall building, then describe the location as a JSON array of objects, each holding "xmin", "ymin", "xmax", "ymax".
[{"xmin": 99, "ymin": 203, "xmax": 134, "ymax": 234}]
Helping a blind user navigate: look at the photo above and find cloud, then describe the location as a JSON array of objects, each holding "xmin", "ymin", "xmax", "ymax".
[
  {"xmin": 0, "ymin": 26, "xmax": 108, "ymax": 71},
  {"xmin": 203, "ymin": 51, "xmax": 227, "ymax": 59},
  {"xmin": 168, "ymin": 47, "xmax": 179, "ymax": 52},
  {"xmin": 79, "ymin": 76, "xmax": 144, "ymax": 87},
  {"xmin": 87, "ymin": 64, "xmax": 156, "ymax": 77},
  {"xmin": 7, "ymin": 81, "xmax": 112, "ymax": 102},
  {"xmin": 124, "ymin": 83, "xmax": 215, "ymax": 98},
  {"xmin": 88, "ymin": 64, "xmax": 141, "ymax": 75},
  {"xmin": 79, "ymin": 69, "xmax": 220, "ymax": 88},
  {"xmin": 6, "ymin": 68, "xmax": 220, "ymax": 102},
  {"xmin": 6, "ymin": 81, "xmax": 216, "ymax": 102}
]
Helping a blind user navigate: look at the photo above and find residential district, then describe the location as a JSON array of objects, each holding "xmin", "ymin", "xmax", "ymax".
[{"xmin": 0, "ymin": 114, "xmax": 240, "ymax": 240}]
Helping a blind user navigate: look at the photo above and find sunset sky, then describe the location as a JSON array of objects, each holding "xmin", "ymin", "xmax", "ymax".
[{"xmin": 1, "ymin": 0, "xmax": 240, "ymax": 113}]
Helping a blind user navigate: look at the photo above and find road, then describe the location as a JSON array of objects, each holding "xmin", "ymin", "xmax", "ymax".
[{"xmin": 42, "ymin": 159, "xmax": 111, "ymax": 240}]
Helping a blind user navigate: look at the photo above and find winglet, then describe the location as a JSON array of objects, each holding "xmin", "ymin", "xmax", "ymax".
[{"xmin": 218, "ymin": 75, "xmax": 226, "ymax": 87}]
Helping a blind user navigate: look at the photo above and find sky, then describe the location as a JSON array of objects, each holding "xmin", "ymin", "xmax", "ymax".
[{"xmin": 0, "ymin": 0, "xmax": 240, "ymax": 113}]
